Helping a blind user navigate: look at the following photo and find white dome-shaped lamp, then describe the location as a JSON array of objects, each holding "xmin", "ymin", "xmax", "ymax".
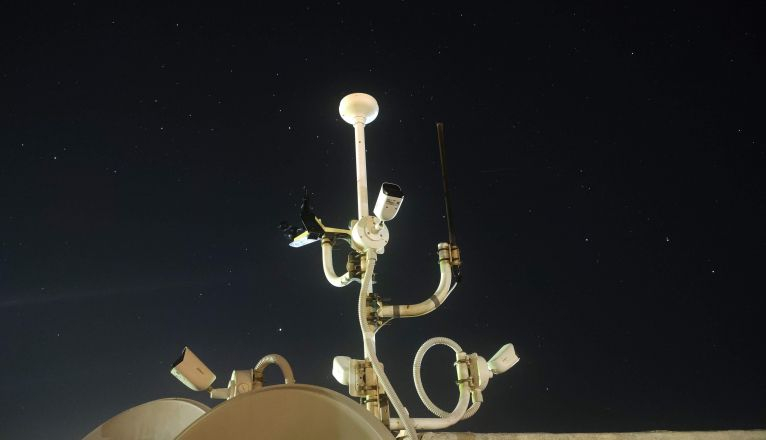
[
  {"xmin": 339, "ymin": 93, "xmax": 379, "ymax": 220},
  {"xmin": 339, "ymin": 93, "xmax": 379, "ymax": 125}
]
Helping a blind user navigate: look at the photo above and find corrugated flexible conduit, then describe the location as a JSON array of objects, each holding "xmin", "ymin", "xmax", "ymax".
[
  {"xmin": 357, "ymin": 251, "xmax": 418, "ymax": 440},
  {"xmin": 413, "ymin": 337, "xmax": 481, "ymax": 420}
]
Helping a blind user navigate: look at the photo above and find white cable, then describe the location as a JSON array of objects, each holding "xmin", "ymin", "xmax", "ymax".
[
  {"xmin": 357, "ymin": 251, "xmax": 418, "ymax": 440},
  {"xmin": 412, "ymin": 337, "xmax": 481, "ymax": 420}
]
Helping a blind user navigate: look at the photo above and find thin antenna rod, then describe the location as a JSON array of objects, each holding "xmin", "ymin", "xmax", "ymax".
[{"xmin": 436, "ymin": 122, "xmax": 456, "ymax": 245}]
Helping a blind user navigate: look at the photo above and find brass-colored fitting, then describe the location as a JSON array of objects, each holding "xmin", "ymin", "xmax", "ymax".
[
  {"xmin": 449, "ymin": 244, "xmax": 462, "ymax": 267},
  {"xmin": 454, "ymin": 352, "xmax": 470, "ymax": 385},
  {"xmin": 437, "ymin": 242, "xmax": 451, "ymax": 262},
  {"xmin": 346, "ymin": 252, "xmax": 362, "ymax": 277}
]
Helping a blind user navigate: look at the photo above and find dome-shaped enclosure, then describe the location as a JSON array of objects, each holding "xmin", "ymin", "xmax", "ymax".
[
  {"xmin": 339, "ymin": 93, "xmax": 379, "ymax": 125},
  {"xmin": 83, "ymin": 398, "xmax": 210, "ymax": 440},
  {"xmin": 177, "ymin": 384, "xmax": 395, "ymax": 440}
]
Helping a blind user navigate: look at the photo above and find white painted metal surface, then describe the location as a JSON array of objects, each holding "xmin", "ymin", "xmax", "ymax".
[
  {"xmin": 338, "ymin": 92, "xmax": 379, "ymax": 220},
  {"xmin": 82, "ymin": 398, "xmax": 209, "ymax": 440},
  {"xmin": 176, "ymin": 383, "xmax": 395, "ymax": 440},
  {"xmin": 422, "ymin": 432, "xmax": 766, "ymax": 440}
]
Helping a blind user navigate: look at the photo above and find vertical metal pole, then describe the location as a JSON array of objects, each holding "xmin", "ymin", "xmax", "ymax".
[
  {"xmin": 436, "ymin": 122, "xmax": 456, "ymax": 245},
  {"xmin": 354, "ymin": 119, "xmax": 369, "ymax": 219}
]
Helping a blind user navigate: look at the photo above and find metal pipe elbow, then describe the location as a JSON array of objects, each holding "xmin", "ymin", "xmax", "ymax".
[
  {"xmin": 253, "ymin": 354, "xmax": 295, "ymax": 386},
  {"xmin": 321, "ymin": 239, "xmax": 354, "ymax": 287},
  {"xmin": 378, "ymin": 258, "xmax": 452, "ymax": 318}
]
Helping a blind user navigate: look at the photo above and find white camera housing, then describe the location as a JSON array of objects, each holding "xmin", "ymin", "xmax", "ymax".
[
  {"xmin": 373, "ymin": 182, "xmax": 404, "ymax": 222},
  {"xmin": 332, "ymin": 356, "xmax": 351, "ymax": 386},
  {"xmin": 170, "ymin": 346, "xmax": 217, "ymax": 391},
  {"xmin": 487, "ymin": 343, "xmax": 520, "ymax": 374}
]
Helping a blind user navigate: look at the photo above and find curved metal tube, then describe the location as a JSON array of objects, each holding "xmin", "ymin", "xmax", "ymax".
[
  {"xmin": 377, "ymin": 259, "xmax": 452, "ymax": 318},
  {"xmin": 321, "ymin": 239, "xmax": 354, "ymax": 287},
  {"xmin": 253, "ymin": 354, "xmax": 295, "ymax": 386}
]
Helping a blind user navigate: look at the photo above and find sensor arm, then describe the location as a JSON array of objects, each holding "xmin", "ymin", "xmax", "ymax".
[
  {"xmin": 377, "ymin": 243, "xmax": 453, "ymax": 318},
  {"xmin": 321, "ymin": 237, "xmax": 355, "ymax": 287}
]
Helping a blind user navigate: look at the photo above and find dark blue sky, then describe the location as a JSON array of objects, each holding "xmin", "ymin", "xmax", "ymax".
[{"xmin": 1, "ymin": 2, "xmax": 764, "ymax": 438}]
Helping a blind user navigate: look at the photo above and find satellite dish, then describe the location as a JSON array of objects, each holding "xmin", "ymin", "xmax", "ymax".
[
  {"xmin": 83, "ymin": 398, "xmax": 210, "ymax": 440},
  {"xmin": 177, "ymin": 384, "xmax": 395, "ymax": 440}
]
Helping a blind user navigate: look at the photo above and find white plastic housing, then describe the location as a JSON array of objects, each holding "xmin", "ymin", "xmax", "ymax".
[
  {"xmin": 332, "ymin": 356, "xmax": 351, "ymax": 386},
  {"xmin": 230, "ymin": 369, "xmax": 254, "ymax": 397},
  {"xmin": 351, "ymin": 216, "xmax": 389, "ymax": 253},
  {"xmin": 339, "ymin": 93, "xmax": 379, "ymax": 125},
  {"xmin": 373, "ymin": 183, "xmax": 404, "ymax": 222},
  {"xmin": 475, "ymin": 355, "xmax": 493, "ymax": 391},
  {"xmin": 209, "ymin": 387, "xmax": 230, "ymax": 400},
  {"xmin": 171, "ymin": 347, "xmax": 217, "ymax": 391},
  {"xmin": 487, "ymin": 343, "xmax": 520, "ymax": 374}
]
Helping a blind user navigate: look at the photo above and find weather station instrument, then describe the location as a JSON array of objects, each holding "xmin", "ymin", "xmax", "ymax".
[{"xmin": 83, "ymin": 93, "xmax": 520, "ymax": 440}]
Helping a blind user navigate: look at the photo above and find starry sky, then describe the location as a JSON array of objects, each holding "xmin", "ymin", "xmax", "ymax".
[{"xmin": 1, "ymin": 2, "xmax": 765, "ymax": 439}]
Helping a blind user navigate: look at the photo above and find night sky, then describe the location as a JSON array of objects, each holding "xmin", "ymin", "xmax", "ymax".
[{"xmin": 1, "ymin": 2, "xmax": 765, "ymax": 439}]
